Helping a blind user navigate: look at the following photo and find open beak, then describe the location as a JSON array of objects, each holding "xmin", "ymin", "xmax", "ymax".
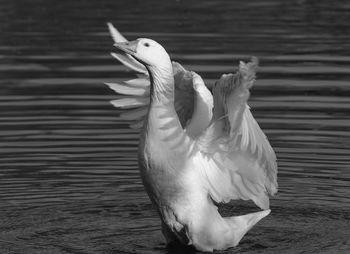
[{"xmin": 113, "ymin": 40, "xmax": 139, "ymax": 55}]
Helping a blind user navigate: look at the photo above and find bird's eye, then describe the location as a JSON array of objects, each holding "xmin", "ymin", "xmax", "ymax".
[{"xmin": 144, "ymin": 42, "xmax": 150, "ymax": 47}]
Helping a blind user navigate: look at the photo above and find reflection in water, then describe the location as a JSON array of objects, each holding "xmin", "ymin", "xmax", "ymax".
[{"xmin": 0, "ymin": 0, "xmax": 349, "ymax": 253}]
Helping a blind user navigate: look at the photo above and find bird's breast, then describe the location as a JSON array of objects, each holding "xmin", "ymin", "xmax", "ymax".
[{"xmin": 139, "ymin": 133, "xmax": 198, "ymax": 203}]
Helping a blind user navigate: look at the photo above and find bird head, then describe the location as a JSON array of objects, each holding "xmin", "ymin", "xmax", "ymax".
[{"xmin": 114, "ymin": 38, "xmax": 170, "ymax": 69}]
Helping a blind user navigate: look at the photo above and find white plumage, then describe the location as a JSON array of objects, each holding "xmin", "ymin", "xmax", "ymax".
[{"xmin": 106, "ymin": 23, "xmax": 278, "ymax": 252}]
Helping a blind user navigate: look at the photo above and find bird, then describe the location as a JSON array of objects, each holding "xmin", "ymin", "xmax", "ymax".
[{"xmin": 105, "ymin": 23, "xmax": 278, "ymax": 252}]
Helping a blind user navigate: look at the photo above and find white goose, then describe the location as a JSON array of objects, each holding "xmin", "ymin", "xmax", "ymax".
[{"xmin": 106, "ymin": 23, "xmax": 278, "ymax": 252}]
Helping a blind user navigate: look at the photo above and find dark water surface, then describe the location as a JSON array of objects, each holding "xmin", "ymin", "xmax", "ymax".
[{"xmin": 1, "ymin": 0, "xmax": 350, "ymax": 253}]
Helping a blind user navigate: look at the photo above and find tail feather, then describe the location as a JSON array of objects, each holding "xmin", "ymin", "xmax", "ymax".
[
  {"xmin": 190, "ymin": 207, "xmax": 271, "ymax": 251},
  {"xmin": 224, "ymin": 209, "xmax": 270, "ymax": 246}
]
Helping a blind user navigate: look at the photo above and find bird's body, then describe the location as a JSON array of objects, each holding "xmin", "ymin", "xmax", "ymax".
[{"xmin": 106, "ymin": 23, "xmax": 277, "ymax": 252}]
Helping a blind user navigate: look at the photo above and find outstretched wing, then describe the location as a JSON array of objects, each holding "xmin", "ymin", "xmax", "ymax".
[
  {"xmin": 198, "ymin": 58, "xmax": 277, "ymax": 210},
  {"xmin": 106, "ymin": 23, "xmax": 213, "ymax": 135},
  {"xmin": 172, "ymin": 62, "xmax": 213, "ymax": 137}
]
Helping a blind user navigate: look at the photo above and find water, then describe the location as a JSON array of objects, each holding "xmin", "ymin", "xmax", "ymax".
[{"xmin": 1, "ymin": 0, "xmax": 349, "ymax": 253}]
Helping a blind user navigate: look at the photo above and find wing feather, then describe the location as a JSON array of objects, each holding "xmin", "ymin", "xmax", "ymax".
[
  {"xmin": 125, "ymin": 78, "xmax": 150, "ymax": 87},
  {"xmin": 172, "ymin": 62, "xmax": 213, "ymax": 136},
  {"xmin": 105, "ymin": 82, "xmax": 149, "ymax": 96},
  {"xmin": 120, "ymin": 107, "xmax": 148, "ymax": 120},
  {"xmin": 199, "ymin": 58, "xmax": 277, "ymax": 209},
  {"xmin": 130, "ymin": 120, "xmax": 144, "ymax": 129},
  {"xmin": 110, "ymin": 97, "xmax": 149, "ymax": 108}
]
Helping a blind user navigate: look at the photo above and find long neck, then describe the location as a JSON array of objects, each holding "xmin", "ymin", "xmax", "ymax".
[
  {"xmin": 147, "ymin": 59, "xmax": 174, "ymax": 103},
  {"xmin": 142, "ymin": 60, "xmax": 193, "ymax": 157}
]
